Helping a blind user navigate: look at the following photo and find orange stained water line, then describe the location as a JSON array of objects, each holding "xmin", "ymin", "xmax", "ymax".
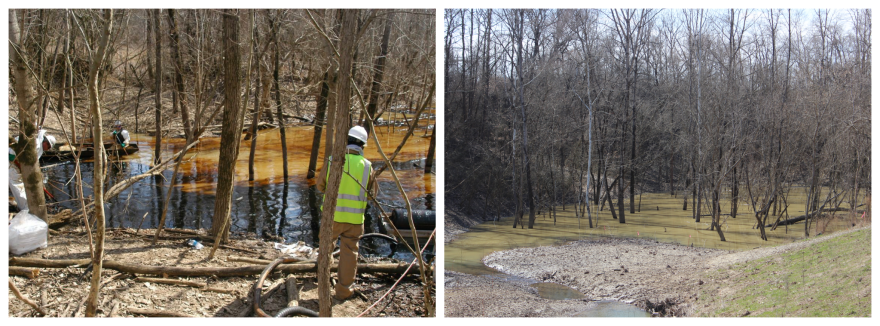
[{"xmin": 124, "ymin": 123, "xmax": 434, "ymax": 198}]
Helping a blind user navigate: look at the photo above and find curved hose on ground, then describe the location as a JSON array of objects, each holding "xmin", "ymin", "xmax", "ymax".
[
  {"xmin": 252, "ymin": 234, "xmax": 398, "ymax": 317},
  {"xmin": 275, "ymin": 306, "xmax": 320, "ymax": 317},
  {"xmin": 359, "ymin": 233, "xmax": 398, "ymax": 245},
  {"xmin": 360, "ymin": 233, "xmax": 399, "ymax": 257},
  {"xmin": 252, "ymin": 257, "xmax": 318, "ymax": 317}
]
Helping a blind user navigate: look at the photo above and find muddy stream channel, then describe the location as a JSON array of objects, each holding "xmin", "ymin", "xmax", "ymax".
[
  {"xmin": 44, "ymin": 124, "xmax": 435, "ymax": 259},
  {"xmin": 447, "ymin": 189, "xmax": 855, "ymax": 317}
]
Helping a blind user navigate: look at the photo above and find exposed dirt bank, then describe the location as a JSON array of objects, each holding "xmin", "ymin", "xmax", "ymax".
[
  {"xmin": 444, "ymin": 209, "xmax": 485, "ymax": 243},
  {"xmin": 8, "ymin": 228, "xmax": 433, "ymax": 317}
]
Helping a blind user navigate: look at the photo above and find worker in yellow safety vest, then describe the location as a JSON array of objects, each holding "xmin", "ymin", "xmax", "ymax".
[{"xmin": 316, "ymin": 126, "xmax": 378, "ymax": 300}]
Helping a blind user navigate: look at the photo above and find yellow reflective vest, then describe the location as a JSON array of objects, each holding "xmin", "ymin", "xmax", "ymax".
[{"xmin": 322, "ymin": 153, "xmax": 372, "ymax": 224}]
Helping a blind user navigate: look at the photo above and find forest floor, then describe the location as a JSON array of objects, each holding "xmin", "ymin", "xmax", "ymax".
[
  {"xmin": 8, "ymin": 226, "xmax": 434, "ymax": 317},
  {"xmin": 445, "ymin": 208, "xmax": 870, "ymax": 317}
]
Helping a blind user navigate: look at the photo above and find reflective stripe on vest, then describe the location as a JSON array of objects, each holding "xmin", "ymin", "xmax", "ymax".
[{"xmin": 322, "ymin": 153, "xmax": 371, "ymax": 224}]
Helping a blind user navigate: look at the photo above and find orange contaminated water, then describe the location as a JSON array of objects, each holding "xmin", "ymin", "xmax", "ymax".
[
  {"xmin": 124, "ymin": 124, "xmax": 434, "ymax": 198},
  {"xmin": 46, "ymin": 121, "xmax": 434, "ymax": 242}
]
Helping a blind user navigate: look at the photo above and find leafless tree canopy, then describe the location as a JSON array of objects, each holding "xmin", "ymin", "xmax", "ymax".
[{"xmin": 445, "ymin": 9, "xmax": 870, "ymax": 237}]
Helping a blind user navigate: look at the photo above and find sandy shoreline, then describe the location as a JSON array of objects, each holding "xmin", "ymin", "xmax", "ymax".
[
  {"xmin": 445, "ymin": 237, "xmax": 721, "ymax": 317},
  {"xmin": 444, "ymin": 270, "xmax": 599, "ymax": 317}
]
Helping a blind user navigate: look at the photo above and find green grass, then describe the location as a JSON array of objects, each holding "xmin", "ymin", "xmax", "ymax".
[{"xmin": 694, "ymin": 228, "xmax": 871, "ymax": 317}]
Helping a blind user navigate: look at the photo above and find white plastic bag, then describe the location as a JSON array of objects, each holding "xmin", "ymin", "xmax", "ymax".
[
  {"xmin": 274, "ymin": 241, "xmax": 315, "ymax": 259},
  {"xmin": 9, "ymin": 210, "xmax": 48, "ymax": 256}
]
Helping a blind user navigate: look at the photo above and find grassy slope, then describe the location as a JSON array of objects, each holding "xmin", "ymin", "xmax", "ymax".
[{"xmin": 693, "ymin": 228, "xmax": 871, "ymax": 317}]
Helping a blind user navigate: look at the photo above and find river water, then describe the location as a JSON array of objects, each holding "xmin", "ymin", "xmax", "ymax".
[{"xmin": 44, "ymin": 124, "xmax": 435, "ymax": 255}]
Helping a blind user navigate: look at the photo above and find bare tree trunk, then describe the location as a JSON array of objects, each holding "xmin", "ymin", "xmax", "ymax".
[
  {"xmin": 308, "ymin": 72, "xmax": 330, "ymax": 180},
  {"xmin": 424, "ymin": 126, "xmax": 436, "ymax": 173},
  {"xmin": 247, "ymin": 46, "xmax": 263, "ymax": 182},
  {"xmin": 317, "ymin": 9, "xmax": 358, "ymax": 317},
  {"xmin": 618, "ymin": 166, "xmax": 626, "ymax": 223},
  {"xmin": 153, "ymin": 9, "xmax": 163, "ymax": 166},
  {"xmin": 84, "ymin": 9, "xmax": 115, "ymax": 317},
  {"xmin": 167, "ymin": 9, "xmax": 192, "ymax": 140},
  {"xmin": 210, "ymin": 9, "xmax": 243, "ymax": 243},
  {"xmin": 364, "ymin": 11, "xmax": 393, "ymax": 135},
  {"xmin": 271, "ymin": 12, "xmax": 289, "ymax": 179},
  {"xmin": 9, "ymin": 10, "xmax": 49, "ymax": 222}
]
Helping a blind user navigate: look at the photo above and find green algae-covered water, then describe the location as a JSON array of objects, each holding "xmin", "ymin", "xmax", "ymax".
[{"xmin": 446, "ymin": 189, "xmax": 860, "ymax": 275}]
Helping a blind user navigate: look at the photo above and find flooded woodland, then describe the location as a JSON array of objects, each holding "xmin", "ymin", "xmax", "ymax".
[
  {"xmin": 10, "ymin": 9, "xmax": 436, "ymax": 317},
  {"xmin": 45, "ymin": 122, "xmax": 435, "ymax": 248}
]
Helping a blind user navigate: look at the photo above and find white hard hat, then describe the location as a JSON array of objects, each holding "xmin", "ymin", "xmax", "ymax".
[
  {"xmin": 44, "ymin": 135, "xmax": 56, "ymax": 148},
  {"xmin": 348, "ymin": 126, "xmax": 368, "ymax": 143}
]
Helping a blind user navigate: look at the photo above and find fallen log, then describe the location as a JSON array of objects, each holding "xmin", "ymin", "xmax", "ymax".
[
  {"xmin": 134, "ymin": 277, "xmax": 236, "ymax": 294},
  {"xmin": 48, "ymin": 209, "xmax": 77, "ymax": 229},
  {"xmin": 765, "ymin": 209, "xmax": 866, "ymax": 228},
  {"xmin": 227, "ymin": 255, "xmax": 313, "ymax": 265},
  {"xmin": 10, "ymin": 257, "xmax": 429, "ymax": 277},
  {"xmin": 286, "ymin": 276, "xmax": 299, "ymax": 307},
  {"xmin": 127, "ymin": 308, "xmax": 193, "ymax": 317},
  {"xmin": 10, "ymin": 258, "xmax": 91, "ymax": 268},
  {"xmin": 10, "ymin": 267, "xmax": 40, "ymax": 279}
]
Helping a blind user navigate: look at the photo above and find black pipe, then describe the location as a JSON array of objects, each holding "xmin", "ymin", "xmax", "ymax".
[{"xmin": 390, "ymin": 209, "xmax": 435, "ymax": 230}]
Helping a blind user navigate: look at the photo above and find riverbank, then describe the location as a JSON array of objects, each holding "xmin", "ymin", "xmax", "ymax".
[
  {"xmin": 444, "ymin": 270, "xmax": 599, "ymax": 317},
  {"xmin": 8, "ymin": 228, "xmax": 433, "ymax": 317},
  {"xmin": 476, "ymin": 226, "xmax": 870, "ymax": 317}
]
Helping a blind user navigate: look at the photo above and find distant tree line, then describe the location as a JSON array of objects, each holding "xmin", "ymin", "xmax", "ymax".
[{"xmin": 445, "ymin": 9, "xmax": 870, "ymax": 239}]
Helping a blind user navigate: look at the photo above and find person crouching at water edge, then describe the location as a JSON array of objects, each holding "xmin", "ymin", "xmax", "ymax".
[
  {"xmin": 111, "ymin": 120, "xmax": 130, "ymax": 148},
  {"xmin": 315, "ymin": 126, "xmax": 378, "ymax": 300},
  {"xmin": 9, "ymin": 128, "xmax": 55, "ymax": 211}
]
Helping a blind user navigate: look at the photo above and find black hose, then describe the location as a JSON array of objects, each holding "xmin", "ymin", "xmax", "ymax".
[
  {"xmin": 275, "ymin": 306, "xmax": 319, "ymax": 317},
  {"xmin": 359, "ymin": 233, "xmax": 398, "ymax": 245},
  {"xmin": 360, "ymin": 233, "xmax": 398, "ymax": 257}
]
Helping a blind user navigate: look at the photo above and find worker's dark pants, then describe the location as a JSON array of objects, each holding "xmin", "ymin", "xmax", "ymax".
[{"xmin": 331, "ymin": 221, "xmax": 363, "ymax": 299}]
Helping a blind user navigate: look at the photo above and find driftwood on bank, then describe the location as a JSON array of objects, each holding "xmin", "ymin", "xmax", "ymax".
[
  {"xmin": 134, "ymin": 277, "xmax": 237, "ymax": 294},
  {"xmin": 10, "ymin": 266, "xmax": 40, "ymax": 279},
  {"xmin": 226, "ymin": 255, "xmax": 313, "ymax": 265},
  {"xmin": 766, "ymin": 208, "xmax": 866, "ymax": 228},
  {"xmin": 48, "ymin": 209, "xmax": 77, "ymax": 229},
  {"xmin": 10, "ymin": 257, "xmax": 429, "ymax": 277},
  {"xmin": 127, "ymin": 308, "xmax": 193, "ymax": 317},
  {"xmin": 286, "ymin": 276, "xmax": 300, "ymax": 307}
]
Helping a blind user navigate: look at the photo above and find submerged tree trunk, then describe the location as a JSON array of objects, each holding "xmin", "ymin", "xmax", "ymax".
[
  {"xmin": 271, "ymin": 13, "xmax": 289, "ymax": 179},
  {"xmin": 425, "ymin": 126, "xmax": 436, "ymax": 173}
]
